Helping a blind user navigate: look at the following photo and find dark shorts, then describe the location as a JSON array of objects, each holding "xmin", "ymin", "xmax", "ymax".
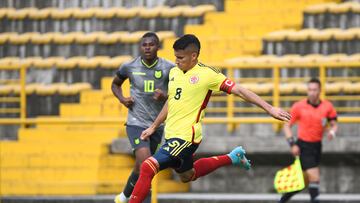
[
  {"xmin": 126, "ymin": 125, "xmax": 163, "ymax": 155},
  {"xmin": 152, "ymin": 138, "xmax": 199, "ymax": 173},
  {"xmin": 297, "ymin": 139, "xmax": 322, "ymax": 170}
]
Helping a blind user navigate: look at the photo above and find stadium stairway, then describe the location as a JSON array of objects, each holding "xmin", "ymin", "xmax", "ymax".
[{"xmin": 0, "ymin": 77, "xmax": 189, "ymax": 196}]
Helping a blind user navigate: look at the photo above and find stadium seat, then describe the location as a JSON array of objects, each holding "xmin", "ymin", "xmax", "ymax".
[
  {"xmin": 28, "ymin": 7, "xmax": 53, "ymax": 20},
  {"xmin": 51, "ymin": 8, "xmax": 73, "ymax": 20}
]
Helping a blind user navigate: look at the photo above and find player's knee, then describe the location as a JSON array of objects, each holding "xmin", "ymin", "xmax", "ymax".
[
  {"xmin": 179, "ymin": 170, "xmax": 195, "ymax": 183},
  {"xmin": 179, "ymin": 176, "xmax": 192, "ymax": 183},
  {"xmin": 139, "ymin": 157, "xmax": 159, "ymax": 178}
]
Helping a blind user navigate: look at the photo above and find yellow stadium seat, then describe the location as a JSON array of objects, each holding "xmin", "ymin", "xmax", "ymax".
[
  {"xmin": 0, "ymin": 57, "xmax": 21, "ymax": 70},
  {"xmin": 0, "ymin": 8, "xmax": 12, "ymax": 18},
  {"xmin": 100, "ymin": 31, "xmax": 128, "ymax": 45},
  {"xmin": 94, "ymin": 7, "xmax": 117, "ymax": 19},
  {"xmin": 138, "ymin": 6, "xmax": 164, "ymax": 19},
  {"xmin": 309, "ymin": 29, "xmax": 335, "ymax": 41},
  {"xmin": 348, "ymin": 53, "xmax": 360, "ymax": 62},
  {"xmin": 0, "ymin": 32, "xmax": 12, "ymax": 44},
  {"xmin": 278, "ymin": 54, "xmax": 302, "ymax": 64},
  {"xmin": 0, "ymin": 84, "xmax": 13, "ymax": 95},
  {"xmin": 350, "ymin": 2, "xmax": 360, "ymax": 13},
  {"xmin": 53, "ymin": 32, "xmax": 81, "ymax": 44},
  {"xmin": 28, "ymin": 7, "xmax": 54, "ymax": 20},
  {"xmin": 294, "ymin": 82, "xmax": 307, "ymax": 94},
  {"xmin": 57, "ymin": 85, "xmax": 78, "ymax": 96},
  {"xmin": 78, "ymin": 56, "xmax": 110, "ymax": 69},
  {"xmin": 33, "ymin": 57, "xmax": 64, "ymax": 69},
  {"xmin": 56, "ymin": 57, "xmax": 79, "ymax": 69},
  {"xmin": 7, "ymin": 8, "xmax": 37, "ymax": 20},
  {"xmin": 31, "ymin": 32, "xmax": 55, "ymax": 44},
  {"xmin": 325, "ymin": 82, "xmax": 342, "ymax": 94},
  {"xmin": 36, "ymin": 84, "xmax": 57, "ymax": 96},
  {"xmin": 157, "ymin": 31, "xmax": 176, "ymax": 41},
  {"xmin": 329, "ymin": 2, "xmax": 353, "ymax": 14},
  {"xmin": 160, "ymin": 6, "xmax": 184, "ymax": 18},
  {"xmin": 343, "ymin": 82, "xmax": 360, "ymax": 94},
  {"xmin": 287, "ymin": 29, "xmax": 317, "ymax": 41},
  {"xmin": 182, "ymin": 4, "xmax": 216, "ymax": 18},
  {"xmin": 121, "ymin": 31, "xmax": 147, "ymax": 43},
  {"xmin": 263, "ymin": 29, "xmax": 296, "ymax": 42},
  {"xmin": 75, "ymin": 32, "xmax": 106, "ymax": 44},
  {"xmin": 25, "ymin": 83, "xmax": 41, "ymax": 94},
  {"xmin": 100, "ymin": 55, "xmax": 132, "ymax": 69},
  {"xmin": 8, "ymin": 32, "xmax": 38, "ymax": 44},
  {"xmin": 318, "ymin": 53, "xmax": 347, "ymax": 63},
  {"xmin": 348, "ymin": 27, "xmax": 360, "ymax": 38},
  {"xmin": 334, "ymin": 29, "xmax": 355, "ymax": 41},
  {"xmin": 304, "ymin": 3, "xmax": 336, "ymax": 15},
  {"xmin": 21, "ymin": 56, "xmax": 42, "ymax": 67},
  {"xmin": 71, "ymin": 82, "xmax": 92, "ymax": 92},
  {"xmin": 115, "ymin": 7, "xmax": 139, "ymax": 18},
  {"xmin": 302, "ymin": 54, "xmax": 324, "ymax": 63},
  {"xmin": 72, "ymin": 8, "xmax": 96, "ymax": 19},
  {"xmin": 50, "ymin": 8, "xmax": 73, "ymax": 19},
  {"xmin": 280, "ymin": 83, "xmax": 297, "ymax": 94}
]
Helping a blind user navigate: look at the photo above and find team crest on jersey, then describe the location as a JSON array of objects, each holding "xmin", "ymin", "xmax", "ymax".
[
  {"xmin": 154, "ymin": 70, "xmax": 162, "ymax": 79},
  {"xmin": 189, "ymin": 75, "xmax": 199, "ymax": 84}
]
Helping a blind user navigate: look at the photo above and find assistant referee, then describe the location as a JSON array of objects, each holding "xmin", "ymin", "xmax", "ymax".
[{"xmin": 280, "ymin": 78, "xmax": 338, "ymax": 203}]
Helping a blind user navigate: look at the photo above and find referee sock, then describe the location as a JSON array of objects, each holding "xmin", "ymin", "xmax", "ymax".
[
  {"xmin": 279, "ymin": 191, "xmax": 300, "ymax": 203},
  {"xmin": 192, "ymin": 155, "xmax": 232, "ymax": 181},
  {"xmin": 129, "ymin": 158, "xmax": 158, "ymax": 203},
  {"xmin": 123, "ymin": 171, "xmax": 139, "ymax": 198},
  {"xmin": 309, "ymin": 182, "xmax": 320, "ymax": 203}
]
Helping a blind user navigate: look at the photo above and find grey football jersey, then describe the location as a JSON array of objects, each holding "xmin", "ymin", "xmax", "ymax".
[{"xmin": 116, "ymin": 56, "xmax": 175, "ymax": 128}]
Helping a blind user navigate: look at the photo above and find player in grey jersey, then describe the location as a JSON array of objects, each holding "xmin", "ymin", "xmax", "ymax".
[{"xmin": 112, "ymin": 32, "xmax": 175, "ymax": 203}]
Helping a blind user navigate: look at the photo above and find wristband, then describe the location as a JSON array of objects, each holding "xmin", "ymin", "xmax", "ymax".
[{"xmin": 286, "ymin": 137, "xmax": 296, "ymax": 147}]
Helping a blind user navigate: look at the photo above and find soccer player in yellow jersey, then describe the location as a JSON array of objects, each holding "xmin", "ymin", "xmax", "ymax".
[{"xmin": 129, "ymin": 34, "xmax": 291, "ymax": 203}]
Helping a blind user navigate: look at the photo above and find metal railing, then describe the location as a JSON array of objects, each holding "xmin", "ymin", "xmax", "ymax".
[{"xmin": 0, "ymin": 62, "xmax": 360, "ymax": 127}]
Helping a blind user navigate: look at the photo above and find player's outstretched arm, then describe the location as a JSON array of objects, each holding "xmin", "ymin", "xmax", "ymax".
[
  {"xmin": 141, "ymin": 101, "xmax": 168, "ymax": 140},
  {"xmin": 111, "ymin": 76, "xmax": 134, "ymax": 108},
  {"xmin": 230, "ymin": 84, "xmax": 291, "ymax": 122}
]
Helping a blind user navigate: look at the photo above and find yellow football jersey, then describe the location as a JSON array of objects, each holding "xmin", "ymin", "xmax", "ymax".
[{"xmin": 164, "ymin": 63, "xmax": 235, "ymax": 143}]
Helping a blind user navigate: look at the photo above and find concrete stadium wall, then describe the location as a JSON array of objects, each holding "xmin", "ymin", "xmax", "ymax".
[{"xmin": 111, "ymin": 123, "xmax": 360, "ymax": 193}]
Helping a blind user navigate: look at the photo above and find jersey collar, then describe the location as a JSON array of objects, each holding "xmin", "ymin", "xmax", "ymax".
[
  {"xmin": 307, "ymin": 99, "xmax": 322, "ymax": 108},
  {"xmin": 141, "ymin": 58, "xmax": 159, "ymax": 69}
]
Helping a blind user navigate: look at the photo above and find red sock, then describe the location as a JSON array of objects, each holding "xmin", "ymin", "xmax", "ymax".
[
  {"xmin": 129, "ymin": 157, "xmax": 158, "ymax": 203},
  {"xmin": 192, "ymin": 155, "xmax": 232, "ymax": 180}
]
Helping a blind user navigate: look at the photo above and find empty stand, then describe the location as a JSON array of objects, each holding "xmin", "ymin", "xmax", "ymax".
[
  {"xmin": 263, "ymin": 28, "xmax": 360, "ymax": 55},
  {"xmin": 303, "ymin": 2, "xmax": 360, "ymax": 29},
  {"xmin": 0, "ymin": 5, "xmax": 216, "ymax": 35},
  {"xmin": 0, "ymin": 31, "xmax": 175, "ymax": 57}
]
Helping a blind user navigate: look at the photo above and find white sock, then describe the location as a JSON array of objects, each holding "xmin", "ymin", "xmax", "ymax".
[{"xmin": 118, "ymin": 192, "xmax": 127, "ymax": 202}]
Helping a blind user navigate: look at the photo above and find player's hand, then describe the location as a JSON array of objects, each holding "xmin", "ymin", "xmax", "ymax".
[
  {"xmin": 269, "ymin": 107, "xmax": 291, "ymax": 122},
  {"xmin": 327, "ymin": 129, "xmax": 336, "ymax": 141},
  {"xmin": 291, "ymin": 145, "xmax": 300, "ymax": 157},
  {"xmin": 141, "ymin": 127, "xmax": 156, "ymax": 141},
  {"xmin": 153, "ymin": 89, "xmax": 167, "ymax": 101},
  {"xmin": 120, "ymin": 97, "xmax": 134, "ymax": 108}
]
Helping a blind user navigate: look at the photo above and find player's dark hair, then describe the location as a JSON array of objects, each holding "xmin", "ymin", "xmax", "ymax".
[
  {"xmin": 308, "ymin": 78, "xmax": 321, "ymax": 88},
  {"xmin": 142, "ymin": 32, "xmax": 160, "ymax": 45},
  {"xmin": 173, "ymin": 34, "xmax": 201, "ymax": 54}
]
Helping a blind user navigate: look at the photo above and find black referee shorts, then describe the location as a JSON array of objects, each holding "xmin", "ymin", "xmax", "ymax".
[{"xmin": 297, "ymin": 139, "xmax": 322, "ymax": 170}]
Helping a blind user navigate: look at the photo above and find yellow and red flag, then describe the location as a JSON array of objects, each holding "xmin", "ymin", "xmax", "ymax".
[{"xmin": 274, "ymin": 157, "xmax": 305, "ymax": 193}]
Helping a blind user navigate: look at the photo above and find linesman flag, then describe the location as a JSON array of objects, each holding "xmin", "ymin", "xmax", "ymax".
[{"xmin": 274, "ymin": 157, "xmax": 305, "ymax": 193}]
